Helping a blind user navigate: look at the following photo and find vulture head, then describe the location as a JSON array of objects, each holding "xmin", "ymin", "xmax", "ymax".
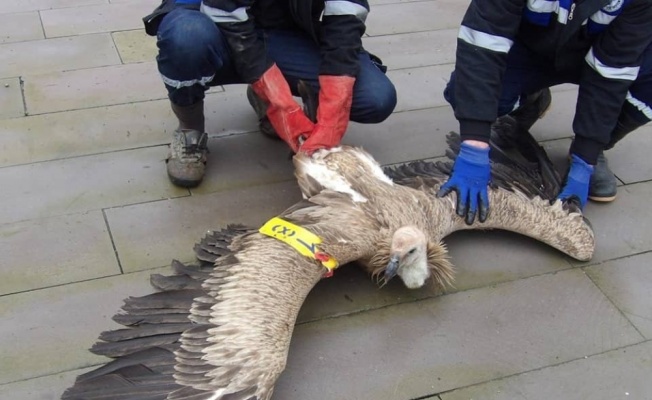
[
  {"xmin": 371, "ymin": 226, "xmax": 455, "ymax": 290},
  {"xmin": 385, "ymin": 226, "xmax": 429, "ymax": 288}
]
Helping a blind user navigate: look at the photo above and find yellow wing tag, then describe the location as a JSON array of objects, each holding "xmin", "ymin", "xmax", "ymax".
[{"xmin": 259, "ymin": 217, "xmax": 339, "ymax": 274}]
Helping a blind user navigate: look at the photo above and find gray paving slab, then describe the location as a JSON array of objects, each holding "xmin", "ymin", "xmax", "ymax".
[
  {"xmin": 363, "ymin": 29, "xmax": 457, "ymax": 70},
  {"xmin": 0, "ymin": 267, "xmax": 164, "ymax": 385},
  {"xmin": 444, "ymin": 230, "xmax": 573, "ymax": 291},
  {"xmin": 388, "ymin": 64, "xmax": 454, "ymax": 113},
  {"xmin": 580, "ymin": 180, "xmax": 652, "ymax": 265},
  {"xmin": 0, "ymin": 0, "xmax": 106, "ymax": 14},
  {"xmin": 272, "ymin": 270, "xmax": 642, "ymax": 400},
  {"xmin": 0, "ymin": 145, "xmax": 188, "ymax": 225},
  {"xmin": 207, "ymin": 84, "xmax": 261, "ymax": 135},
  {"xmin": 606, "ymin": 123, "xmax": 652, "ymax": 184},
  {"xmin": 0, "ymin": 78, "xmax": 24, "ymax": 119},
  {"xmin": 0, "ymin": 211, "xmax": 118, "ymax": 295},
  {"xmin": 188, "ymin": 132, "xmax": 297, "ymax": 195},
  {"xmin": 441, "ymin": 341, "xmax": 652, "ymax": 400},
  {"xmin": 111, "ymin": 29, "xmax": 157, "ymax": 64},
  {"xmin": 0, "ymin": 90, "xmax": 248, "ymax": 168},
  {"xmin": 298, "ymin": 263, "xmax": 444, "ymax": 324},
  {"xmin": 0, "ymin": 33, "xmax": 119, "ymax": 79},
  {"xmin": 23, "ymin": 61, "xmax": 222, "ymax": 115},
  {"xmin": 0, "ymin": 11, "xmax": 44, "ymax": 44},
  {"xmin": 586, "ymin": 252, "xmax": 652, "ymax": 339},
  {"xmin": 366, "ymin": 0, "xmax": 466, "ymax": 36},
  {"xmin": 0, "ymin": 367, "xmax": 94, "ymax": 400},
  {"xmin": 40, "ymin": 0, "xmax": 154, "ymax": 38},
  {"xmin": 0, "ymin": 98, "xmax": 174, "ymax": 167},
  {"xmin": 23, "ymin": 62, "xmax": 164, "ymax": 115},
  {"xmin": 106, "ymin": 180, "xmax": 302, "ymax": 273},
  {"xmin": 346, "ymin": 106, "xmax": 458, "ymax": 164}
]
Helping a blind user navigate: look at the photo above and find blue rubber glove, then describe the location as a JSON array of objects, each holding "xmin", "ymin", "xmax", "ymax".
[
  {"xmin": 437, "ymin": 142, "xmax": 491, "ymax": 225},
  {"xmin": 557, "ymin": 154, "xmax": 594, "ymax": 209}
]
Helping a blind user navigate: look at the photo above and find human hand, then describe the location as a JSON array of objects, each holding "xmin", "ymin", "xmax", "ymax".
[
  {"xmin": 557, "ymin": 154, "xmax": 594, "ymax": 209},
  {"xmin": 251, "ymin": 64, "xmax": 314, "ymax": 152},
  {"xmin": 437, "ymin": 141, "xmax": 491, "ymax": 225},
  {"xmin": 299, "ymin": 75, "xmax": 355, "ymax": 155}
]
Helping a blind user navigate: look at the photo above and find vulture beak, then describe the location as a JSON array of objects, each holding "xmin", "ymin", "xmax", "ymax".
[{"xmin": 384, "ymin": 254, "xmax": 400, "ymax": 282}]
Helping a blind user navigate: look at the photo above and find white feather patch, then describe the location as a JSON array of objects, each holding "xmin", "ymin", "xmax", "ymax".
[
  {"xmin": 350, "ymin": 148, "xmax": 394, "ymax": 185},
  {"xmin": 206, "ymin": 390, "xmax": 226, "ymax": 400},
  {"xmin": 303, "ymin": 148, "xmax": 368, "ymax": 202}
]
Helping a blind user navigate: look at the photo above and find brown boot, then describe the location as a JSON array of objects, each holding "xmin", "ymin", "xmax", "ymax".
[{"xmin": 167, "ymin": 101, "xmax": 209, "ymax": 188}]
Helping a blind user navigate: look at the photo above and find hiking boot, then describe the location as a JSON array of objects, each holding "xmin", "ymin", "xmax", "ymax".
[
  {"xmin": 166, "ymin": 129, "xmax": 208, "ymax": 188},
  {"xmin": 246, "ymin": 85, "xmax": 280, "ymax": 140},
  {"xmin": 509, "ymin": 88, "xmax": 552, "ymax": 131},
  {"xmin": 588, "ymin": 151, "xmax": 617, "ymax": 202}
]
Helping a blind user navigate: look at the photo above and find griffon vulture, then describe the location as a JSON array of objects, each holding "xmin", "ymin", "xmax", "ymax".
[{"xmin": 61, "ymin": 118, "xmax": 594, "ymax": 400}]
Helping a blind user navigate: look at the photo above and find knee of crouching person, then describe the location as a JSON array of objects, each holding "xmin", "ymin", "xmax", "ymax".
[{"xmin": 357, "ymin": 82, "xmax": 397, "ymax": 124}]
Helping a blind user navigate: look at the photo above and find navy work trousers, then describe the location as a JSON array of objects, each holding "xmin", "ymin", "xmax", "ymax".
[{"xmin": 156, "ymin": 7, "xmax": 397, "ymax": 124}]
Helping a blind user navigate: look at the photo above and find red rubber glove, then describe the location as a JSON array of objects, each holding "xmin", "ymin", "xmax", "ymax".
[
  {"xmin": 251, "ymin": 64, "xmax": 314, "ymax": 152},
  {"xmin": 300, "ymin": 75, "xmax": 355, "ymax": 155}
]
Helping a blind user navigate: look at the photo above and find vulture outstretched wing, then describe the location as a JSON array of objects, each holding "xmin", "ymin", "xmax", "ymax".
[
  {"xmin": 62, "ymin": 192, "xmax": 381, "ymax": 400},
  {"xmin": 384, "ymin": 118, "xmax": 594, "ymax": 261},
  {"xmin": 385, "ymin": 116, "xmax": 564, "ymax": 203}
]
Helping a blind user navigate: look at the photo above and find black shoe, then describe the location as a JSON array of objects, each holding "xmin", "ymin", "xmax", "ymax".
[
  {"xmin": 509, "ymin": 88, "xmax": 552, "ymax": 131},
  {"xmin": 246, "ymin": 85, "xmax": 280, "ymax": 140},
  {"xmin": 588, "ymin": 152, "xmax": 617, "ymax": 202}
]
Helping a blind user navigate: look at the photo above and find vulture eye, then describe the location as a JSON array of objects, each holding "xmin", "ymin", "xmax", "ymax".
[{"xmin": 407, "ymin": 248, "xmax": 416, "ymax": 255}]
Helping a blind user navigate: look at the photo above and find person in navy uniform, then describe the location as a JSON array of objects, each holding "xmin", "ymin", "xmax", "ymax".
[
  {"xmin": 144, "ymin": 0, "xmax": 397, "ymax": 187},
  {"xmin": 439, "ymin": 0, "xmax": 652, "ymax": 224}
]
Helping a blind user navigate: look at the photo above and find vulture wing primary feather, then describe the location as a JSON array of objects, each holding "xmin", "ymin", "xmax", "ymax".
[{"xmin": 62, "ymin": 118, "xmax": 594, "ymax": 400}]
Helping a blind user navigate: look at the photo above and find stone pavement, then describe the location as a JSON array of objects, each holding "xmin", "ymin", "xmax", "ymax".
[{"xmin": 1, "ymin": 1, "xmax": 651, "ymax": 399}]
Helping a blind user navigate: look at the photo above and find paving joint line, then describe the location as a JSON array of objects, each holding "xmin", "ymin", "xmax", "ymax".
[
  {"xmin": 296, "ymin": 262, "xmax": 582, "ymax": 326},
  {"xmin": 0, "ymin": 262, "xmax": 174, "ymax": 299},
  {"xmin": 427, "ymin": 339, "xmax": 651, "ymax": 399},
  {"xmin": 0, "ymin": 142, "xmax": 173, "ymax": 170},
  {"xmin": 582, "ymin": 254, "xmax": 651, "ymax": 340},
  {"xmin": 102, "ymin": 208, "xmax": 124, "ymax": 274},
  {"xmin": 0, "ymin": 190, "xmax": 192, "ymax": 228},
  {"xmin": 109, "ymin": 30, "xmax": 125, "ymax": 65},
  {"xmin": 18, "ymin": 76, "xmax": 27, "ymax": 116},
  {"xmin": 296, "ymin": 251, "xmax": 652, "ymax": 327}
]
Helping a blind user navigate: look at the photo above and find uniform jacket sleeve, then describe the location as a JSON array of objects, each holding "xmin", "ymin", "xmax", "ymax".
[
  {"xmin": 319, "ymin": 0, "xmax": 369, "ymax": 77},
  {"xmin": 201, "ymin": 0, "xmax": 272, "ymax": 83},
  {"xmin": 454, "ymin": 0, "xmax": 524, "ymax": 143},
  {"xmin": 571, "ymin": 0, "xmax": 652, "ymax": 164}
]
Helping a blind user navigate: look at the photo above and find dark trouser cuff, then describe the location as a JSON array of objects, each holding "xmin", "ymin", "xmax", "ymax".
[
  {"xmin": 459, "ymin": 119, "xmax": 491, "ymax": 143},
  {"xmin": 570, "ymin": 136, "xmax": 603, "ymax": 165},
  {"xmin": 605, "ymin": 102, "xmax": 648, "ymax": 150}
]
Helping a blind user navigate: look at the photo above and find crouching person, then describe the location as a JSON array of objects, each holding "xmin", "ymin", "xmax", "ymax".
[
  {"xmin": 143, "ymin": 0, "xmax": 397, "ymax": 187},
  {"xmin": 439, "ymin": 0, "xmax": 651, "ymax": 224}
]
